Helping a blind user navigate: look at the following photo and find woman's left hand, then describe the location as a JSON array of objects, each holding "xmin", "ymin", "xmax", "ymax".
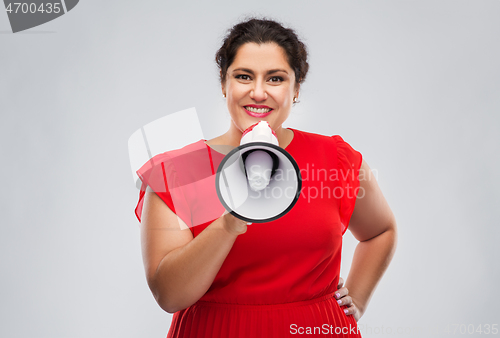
[{"xmin": 336, "ymin": 277, "xmax": 361, "ymax": 322}]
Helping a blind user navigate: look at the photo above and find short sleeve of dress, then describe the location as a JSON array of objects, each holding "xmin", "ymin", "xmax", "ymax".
[
  {"xmin": 134, "ymin": 153, "xmax": 192, "ymax": 229},
  {"xmin": 331, "ymin": 135, "xmax": 363, "ymax": 235}
]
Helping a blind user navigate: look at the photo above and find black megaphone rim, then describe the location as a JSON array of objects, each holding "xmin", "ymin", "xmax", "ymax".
[{"xmin": 215, "ymin": 142, "xmax": 302, "ymax": 223}]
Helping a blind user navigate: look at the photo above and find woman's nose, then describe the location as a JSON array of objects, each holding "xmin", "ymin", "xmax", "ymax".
[{"xmin": 249, "ymin": 82, "xmax": 268, "ymax": 102}]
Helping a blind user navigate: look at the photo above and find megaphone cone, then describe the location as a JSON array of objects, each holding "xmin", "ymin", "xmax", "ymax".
[{"xmin": 215, "ymin": 122, "xmax": 302, "ymax": 223}]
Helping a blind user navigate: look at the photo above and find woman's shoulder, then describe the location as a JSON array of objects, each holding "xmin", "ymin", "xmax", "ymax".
[
  {"xmin": 289, "ymin": 128, "xmax": 348, "ymax": 145},
  {"xmin": 138, "ymin": 139, "xmax": 207, "ymax": 176},
  {"xmin": 289, "ymin": 128, "xmax": 362, "ymax": 163}
]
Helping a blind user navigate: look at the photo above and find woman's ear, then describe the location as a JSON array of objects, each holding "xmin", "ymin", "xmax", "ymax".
[
  {"xmin": 220, "ymin": 70, "xmax": 225, "ymax": 93},
  {"xmin": 221, "ymin": 82, "xmax": 226, "ymax": 97}
]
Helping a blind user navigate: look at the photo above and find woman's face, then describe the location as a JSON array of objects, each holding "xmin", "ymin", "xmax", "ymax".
[{"xmin": 222, "ymin": 42, "xmax": 299, "ymax": 133}]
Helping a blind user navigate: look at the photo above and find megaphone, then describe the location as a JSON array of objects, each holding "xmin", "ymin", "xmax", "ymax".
[{"xmin": 215, "ymin": 121, "xmax": 302, "ymax": 223}]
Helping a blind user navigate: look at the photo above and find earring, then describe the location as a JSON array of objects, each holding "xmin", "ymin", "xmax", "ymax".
[
  {"xmin": 293, "ymin": 97, "xmax": 298, "ymax": 103},
  {"xmin": 223, "ymin": 93, "xmax": 226, "ymax": 98}
]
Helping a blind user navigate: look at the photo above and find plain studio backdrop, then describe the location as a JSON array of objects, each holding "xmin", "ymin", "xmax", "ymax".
[{"xmin": 1, "ymin": 1, "xmax": 499, "ymax": 337}]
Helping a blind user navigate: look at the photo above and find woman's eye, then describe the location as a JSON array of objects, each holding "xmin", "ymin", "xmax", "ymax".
[
  {"xmin": 269, "ymin": 76, "xmax": 284, "ymax": 83},
  {"xmin": 236, "ymin": 74, "xmax": 251, "ymax": 80}
]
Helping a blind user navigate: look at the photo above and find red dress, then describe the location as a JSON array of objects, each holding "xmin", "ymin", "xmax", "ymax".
[{"xmin": 135, "ymin": 128, "xmax": 363, "ymax": 337}]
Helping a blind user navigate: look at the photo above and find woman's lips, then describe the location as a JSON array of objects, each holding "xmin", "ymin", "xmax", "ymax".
[{"xmin": 243, "ymin": 106, "xmax": 273, "ymax": 118}]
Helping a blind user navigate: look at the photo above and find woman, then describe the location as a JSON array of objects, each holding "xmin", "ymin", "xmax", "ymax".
[{"xmin": 135, "ymin": 17, "xmax": 397, "ymax": 337}]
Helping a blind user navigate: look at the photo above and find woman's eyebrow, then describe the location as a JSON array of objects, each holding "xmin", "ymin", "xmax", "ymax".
[{"xmin": 232, "ymin": 68, "xmax": 288, "ymax": 75}]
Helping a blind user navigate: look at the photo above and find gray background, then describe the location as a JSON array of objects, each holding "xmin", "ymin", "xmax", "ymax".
[{"xmin": 1, "ymin": 1, "xmax": 499, "ymax": 337}]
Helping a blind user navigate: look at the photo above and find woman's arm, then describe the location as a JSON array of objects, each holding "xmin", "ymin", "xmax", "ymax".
[
  {"xmin": 343, "ymin": 159, "xmax": 398, "ymax": 320},
  {"xmin": 141, "ymin": 186, "xmax": 248, "ymax": 313}
]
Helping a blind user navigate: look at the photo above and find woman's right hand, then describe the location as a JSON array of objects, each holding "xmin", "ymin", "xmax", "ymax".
[{"xmin": 221, "ymin": 210, "xmax": 250, "ymax": 235}]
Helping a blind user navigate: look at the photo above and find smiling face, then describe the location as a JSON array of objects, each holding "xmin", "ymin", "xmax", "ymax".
[{"xmin": 221, "ymin": 42, "xmax": 299, "ymax": 137}]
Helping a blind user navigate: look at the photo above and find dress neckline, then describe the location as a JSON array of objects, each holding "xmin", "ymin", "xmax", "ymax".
[{"xmin": 203, "ymin": 128, "xmax": 297, "ymax": 155}]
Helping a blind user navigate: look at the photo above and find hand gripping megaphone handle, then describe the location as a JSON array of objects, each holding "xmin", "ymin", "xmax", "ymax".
[{"xmin": 221, "ymin": 209, "xmax": 253, "ymax": 227}]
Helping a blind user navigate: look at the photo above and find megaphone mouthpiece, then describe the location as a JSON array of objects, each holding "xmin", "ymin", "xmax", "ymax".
[{"xmin": 240, "ymin": 121, "xmax": 279, "ymax": 146}]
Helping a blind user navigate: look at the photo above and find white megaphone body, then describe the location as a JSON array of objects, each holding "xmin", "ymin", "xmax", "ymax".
[{"xmin": 215, "ymin": 121, "xmax": 302, "ymax": 223}]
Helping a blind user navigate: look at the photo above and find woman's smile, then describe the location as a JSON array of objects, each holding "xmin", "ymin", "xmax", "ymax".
[{"xmin": 243, "ymin": 105, "xmax": 274, "ymax": 117}]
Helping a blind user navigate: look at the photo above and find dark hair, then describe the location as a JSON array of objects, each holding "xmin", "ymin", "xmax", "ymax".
[{"xmin": 215, "ymin": 17, "xmax": 309, "ymax": 91}]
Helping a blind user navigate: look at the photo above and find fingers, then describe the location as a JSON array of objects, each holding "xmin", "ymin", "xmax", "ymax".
[
  {"xmin": 334, "ymin": 286, "xmax": 349, "ymax": 300},
  {"xmin": 337, "ymin": 277, "xmax": 344, "ymax": 289},
  {"xmin": 343, "ymin": 302, "xmax": 359, "ymax": 318},
  {"xmin": 336, "ymin": 295, "xmax": 352, "ymax": 307},
  {"xmin": 222, "ymin": 210, "xmax": 251, "ymax": 225},
  {"xmin": 222, "ymin": 212, "xmax": 249, "ymax": 235},
  {"xmin": 334, "ymin": 282, "xmax": 361, "ymax": 321}
]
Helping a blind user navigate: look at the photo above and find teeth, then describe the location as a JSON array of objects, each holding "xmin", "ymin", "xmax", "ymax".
[{"xmin": 245, "ymin": 106, "xmax": 272, "ymax": 114}]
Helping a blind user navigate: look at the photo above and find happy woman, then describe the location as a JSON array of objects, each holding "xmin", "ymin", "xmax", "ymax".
[{"xmin": 134, "ymin": 17, "xmax": 397, "ymax": 338}]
